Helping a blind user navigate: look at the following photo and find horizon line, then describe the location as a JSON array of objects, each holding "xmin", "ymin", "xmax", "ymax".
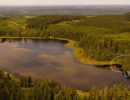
[{"xmin": 0, "ymin": 4, "xmax": 130, "ymax": 6}]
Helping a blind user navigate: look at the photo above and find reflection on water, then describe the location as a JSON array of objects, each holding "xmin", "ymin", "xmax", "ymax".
[{"xmin": 0, "ymin": 39, "xmax": 129, "ymax": 91}]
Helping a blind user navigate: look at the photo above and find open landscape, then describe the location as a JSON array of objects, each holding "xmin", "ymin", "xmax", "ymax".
[{"xmin": 0, "ymin": 4, "xmax": 130, "ymax": 100}]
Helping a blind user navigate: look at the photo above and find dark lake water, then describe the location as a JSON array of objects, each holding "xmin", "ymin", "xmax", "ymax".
[{"xmin": 0, "ymin": 39, "xmax": 129, "ymax": 91}]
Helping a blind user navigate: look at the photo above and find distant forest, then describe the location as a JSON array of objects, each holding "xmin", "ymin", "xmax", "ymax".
[{"xmin": 1, "ymin": 5, "xmax": 130, "ymax": 15}]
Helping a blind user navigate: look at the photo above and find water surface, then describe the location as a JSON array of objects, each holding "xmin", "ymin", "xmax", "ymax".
[{"xmin": 0, "ymin": 39, "xmax": 129, "ymax": 91}]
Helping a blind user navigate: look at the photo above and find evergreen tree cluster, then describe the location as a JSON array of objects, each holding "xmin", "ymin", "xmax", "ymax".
[
  {"xmin": 0, "ymin": 70, "xmax": 130, "ymax": 100},
  {"xmin": 0, "ymin": 70, "xmax": 78, "ymax": 100},
  {"xmin": 26, "ymin": 15, "xmax": 84, "ymax": 30}
]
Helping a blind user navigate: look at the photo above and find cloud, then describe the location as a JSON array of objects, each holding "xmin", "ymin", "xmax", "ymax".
[{"xmin": 0, "ymin": 0, "xmax": 130, "ymax": 5}]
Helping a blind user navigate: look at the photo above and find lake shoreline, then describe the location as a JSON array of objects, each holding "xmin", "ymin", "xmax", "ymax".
[
  {"xmin": 0, "ymin": 37, "xmax": 129, "ymax": 91},
  {"xmin": 0, "ymin": 37, "xmax": 120, "ymax": 67}
]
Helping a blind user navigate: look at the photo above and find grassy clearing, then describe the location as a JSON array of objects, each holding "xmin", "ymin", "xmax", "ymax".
[
  {"xmin": 66, "ymin": 39, "xmax": 111, "ymax": 65},
  {"xmin": 9, "ymin": 17, "xmax": 26, "ymax": 26},
  {"xmin": 49, "ymin": 20, "xmax": 111, "ymax": 35},
  {"xmin": 115, "ymin": 32, "xmax": 130, "ymax": 41},
  {"xmin": 0, "ymin": 17, "xmax": 26, "ymax": 29},
  {"xmin": 77, "ymin": 90, "xmax": 89, "ymax": 98},
  {"xmin": 50, "ymin": 20, "xmax": 130, "ymax": 41}
]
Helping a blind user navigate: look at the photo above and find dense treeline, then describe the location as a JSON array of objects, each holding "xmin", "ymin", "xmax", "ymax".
[
  {"xmin": 26, "ymin": 15, "xmax": 84, "ymax": 30},
  {"xmin": 0, "ymin": 70, "xmax": 78, "ymax": 100},
  {"xmin": 0, "ymin": 27, "xmax": 23, "ymax": 36},
  {"xmin": 79, "ymin": 34, "xmax": 130, "ymax": 61},
  {"xmin": 74, "ymin": 15, "xmax": 130, "ymax": 33},
  {"xmin": 0, "ymin": 70, "xmax": 130, "ymax": 100},
  {"xmin": 84, "ymin": 84, "xmax": 130, "ymax": 100}
]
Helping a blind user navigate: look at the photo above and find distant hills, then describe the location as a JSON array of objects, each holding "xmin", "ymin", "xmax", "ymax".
[{"xmin": 0, "ymin": 5, "xmax": 130, "ymax": 16}]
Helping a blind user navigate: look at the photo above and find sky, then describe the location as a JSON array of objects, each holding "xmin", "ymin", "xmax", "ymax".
[{"xmin": 0, "ymin": 0, "xmax": 130, "ymax": 6}]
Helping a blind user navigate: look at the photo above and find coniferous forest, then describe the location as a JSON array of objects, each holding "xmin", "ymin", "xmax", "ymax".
[
  {"xmin": 0, "ymin": 12, "xmax": 130, "ymax": 100},
  {"xmin": 0, "ymin": 70, "xmax": 130, "ymax": 100}
]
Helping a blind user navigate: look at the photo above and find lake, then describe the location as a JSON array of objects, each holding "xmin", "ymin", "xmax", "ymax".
[{"xmin": 0, "ymin": 39, "xmax": 129, "ymax": 91}]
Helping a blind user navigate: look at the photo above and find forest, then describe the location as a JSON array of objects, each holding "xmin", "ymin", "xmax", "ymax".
[
  {"xmin": 0, "ymin": 13, "xmax": 130, "ymax": 100},
  {"xmin": 0, "ymin": 14, "xmax": 130, "ymax": 70},
  {"xmin": 0, "ymin": 70, "xmax": 130, "ymax": 100}
]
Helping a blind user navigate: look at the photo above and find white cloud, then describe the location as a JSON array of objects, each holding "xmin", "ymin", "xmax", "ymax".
[{"xmin": 0, "ymin": 0, "xmax": 130, "ymax": 5}]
